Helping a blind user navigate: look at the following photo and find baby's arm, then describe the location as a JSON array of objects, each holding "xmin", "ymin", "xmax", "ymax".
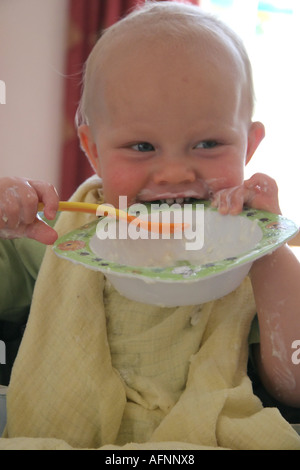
[
  {"xmin": 212, "ymin": 173, "xmax": 300, "ymax": 407},
  {"xmin": 0, "ymin": 177, "xmax": 59, "ymax": 245},
  {"xmin": 250, "ymin": 243, "xmax": 300, "ymax": 407}
]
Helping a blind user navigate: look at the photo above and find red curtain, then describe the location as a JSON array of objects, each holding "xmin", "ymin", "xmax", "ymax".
[
  {"xmin": 60, "ymin": 0, "xmax": 200, "ymax": 200},
  {"xmin": 60, "ymin": 0, "xmax": 141, "ymax": 200}
]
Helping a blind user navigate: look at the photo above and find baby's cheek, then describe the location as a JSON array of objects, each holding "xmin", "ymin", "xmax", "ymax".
[
  {"xmin": 215, "ymin": 169, "xmax": 244, "ymax": 192},
  {"xmin": 101, "ymin": 169, "xmax": 139, "ymax": 206},
  {"xmin": 206, "ymin": 175, "xmax": 242, "ymax": 195}
]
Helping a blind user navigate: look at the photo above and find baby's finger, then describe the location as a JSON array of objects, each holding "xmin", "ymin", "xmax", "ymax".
[
  {"xmin": 0, "ymin": 177, "xmax": 59, "ymax": 243},
  {"xmin": 23, "ymin": 217, "xmax": 58, "ymax": 245},
  {"xmin": 244, "ymin": 173, "xmax": 281, "ymax": 214},
  {"xmin": 0, "ymin": 217, "xmax": 58, "ymax": 245},
  {"xmin": 0, "ymin": 200, "xmax": 18, "ymax": 230},
  {"xmin": 211, "ymin": 186, "xmax": 245, "ymax": 215},
  {"xmin": 28, "ymin": 180, "xmax": 59, "ymax": 220},
  {"xmin": 0, "ymin": 178, "xmax": 39, "ymax": 229},
  {"xmin": 0, "ymin": 188, "xmax": 33, "ymax": 229},
  {"xmin": 14, "ymin": 181, "xmax": 40, "ymax": 225}
]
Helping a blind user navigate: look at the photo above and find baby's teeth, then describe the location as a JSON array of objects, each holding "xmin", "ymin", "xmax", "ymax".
[
  {"xmin": 159, "ymin": 197, "xmax": 191, "ymax": 205},
  {"xmin": 157, "ymin": 197, "xmax": 193, "ymax": 205}
]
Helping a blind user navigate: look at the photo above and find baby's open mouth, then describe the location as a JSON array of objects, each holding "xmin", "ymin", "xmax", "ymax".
[
  {"xmin": 137, "ymin": 191, "xmax": 210, "ymax": 207},
  {"xmin": 136, "ymin": 182, "xmax": 214, "ymax": 207}
]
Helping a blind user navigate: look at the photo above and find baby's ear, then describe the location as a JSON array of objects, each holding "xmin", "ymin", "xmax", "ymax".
[
  {"xmin": 246, "ymin": 121, "xmax": 265, "ymax": 165},
  {"xmin": 78, "ymin": 125, "xmax": 101, "ymax": 175}
]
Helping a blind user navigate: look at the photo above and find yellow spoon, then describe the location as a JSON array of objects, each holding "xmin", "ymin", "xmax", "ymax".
[{"xmin": 38, "ymin": 201, "xmax": 188, "ymax": 234}]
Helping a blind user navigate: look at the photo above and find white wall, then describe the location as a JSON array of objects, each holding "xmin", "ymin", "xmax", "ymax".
[
  {"xmin": 0, "ymin": 0, "xmax": 69, "ymax": 190},
  {"xmin": 201, "ymin": 0, "xmax": 300, "ymax": 226}
]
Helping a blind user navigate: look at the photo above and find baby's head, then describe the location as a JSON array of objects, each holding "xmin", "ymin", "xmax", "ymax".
[
  {"xmin": 78, "ymin": 1, "xmax": 264, "ymax": 207},
  {"xmin": 78, "ymin": 1, "xmax": 255, "ymax": 127}
]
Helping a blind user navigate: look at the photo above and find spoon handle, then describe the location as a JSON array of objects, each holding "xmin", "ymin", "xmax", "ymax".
[{"xmin": 38, "ymin": 201, "xmax": 187, "ymax": 234}]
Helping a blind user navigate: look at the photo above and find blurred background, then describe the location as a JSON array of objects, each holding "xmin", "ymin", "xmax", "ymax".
[{"xmin": 0, "ymin": 0, "xmax": 299, "ymax": 228}]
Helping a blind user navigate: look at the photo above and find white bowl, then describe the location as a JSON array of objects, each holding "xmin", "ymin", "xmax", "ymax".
[{"xmin": 53, "ymin": 201, "xmax": 299, "ymax": 307}]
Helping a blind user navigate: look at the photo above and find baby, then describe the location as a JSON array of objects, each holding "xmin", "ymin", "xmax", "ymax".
[{"xmin": 0, "ymin": 1, "xmax": 299, "ymax": 450}]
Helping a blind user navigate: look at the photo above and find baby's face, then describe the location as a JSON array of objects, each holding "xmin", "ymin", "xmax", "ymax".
[{"xmin": 79, "ymin": 38, "xmax": 264, "ymax": 208}]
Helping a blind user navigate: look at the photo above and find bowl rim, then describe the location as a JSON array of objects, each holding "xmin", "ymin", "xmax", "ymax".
[{"xmin": 53, "ymin": 201, "xmax": 299, "ymax": 283}]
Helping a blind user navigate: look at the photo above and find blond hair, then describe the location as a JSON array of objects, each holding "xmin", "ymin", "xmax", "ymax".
[{"xmin": 76, "ymin": 1, "xmax": 255, "ymax": 126}]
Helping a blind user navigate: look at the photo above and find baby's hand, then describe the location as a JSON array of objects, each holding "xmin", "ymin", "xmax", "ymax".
[
  {"xmin": 211, "ymin": 173, "xmax": 281, "ymax": 215},
  {"xmin": 0, "ymin": 177, "xmax": 59, "ymax": 244}
]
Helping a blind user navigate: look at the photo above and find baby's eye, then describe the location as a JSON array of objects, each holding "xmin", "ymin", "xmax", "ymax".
[
  {"xmin": 132, "ymin": 142, "xmax": 155, "ymax": 152},
  {"xmin": 195, "ymin": 140, "xmax": 219, "ymax": 149}
]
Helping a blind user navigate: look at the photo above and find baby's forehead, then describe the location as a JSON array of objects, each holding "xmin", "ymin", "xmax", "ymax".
[
  {"xmin": 89, "ymin": 27, "xmax": 247, "ymax": 102},
  {"xmin": 90, "ymin": 28, "xmax": 245, "ymax": 95}
]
